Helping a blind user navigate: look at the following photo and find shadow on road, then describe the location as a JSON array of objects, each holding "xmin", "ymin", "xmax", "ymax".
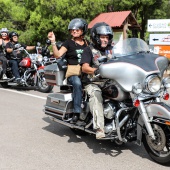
[{"xmin": 42, "ymin": 116, "xmax": 153, "ymax": 162}]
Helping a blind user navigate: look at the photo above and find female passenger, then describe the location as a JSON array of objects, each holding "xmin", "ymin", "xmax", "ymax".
[
  {"xmin": 0, "ymin": 28, "xmax": 10, "ymax": 79},
  {"xmin": 48, "ymin": 18, "xmax": 89, "ymax": 123}
]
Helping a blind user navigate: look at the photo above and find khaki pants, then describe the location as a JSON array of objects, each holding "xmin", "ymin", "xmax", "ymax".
[{"xmin": 85, "ymin": 84, "xmax": 104, "ymax": 130}]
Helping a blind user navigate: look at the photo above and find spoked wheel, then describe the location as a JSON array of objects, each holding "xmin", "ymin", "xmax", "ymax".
[
  {"xmin": 143, "ymin": 123, "xmax": 170, "ymax": 165},
  {"xmin": 37, "ymin": 72, "xmax": 54, "ymax": 93}
]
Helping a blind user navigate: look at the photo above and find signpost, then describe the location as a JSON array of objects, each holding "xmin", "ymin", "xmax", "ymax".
[
  {"xmin": 147, "ymin": 19, "xmax": 170, "ymax": 32},
  {"xmin": 149, "ymin": 34, "xmax": 170, "ymax": 45},
  {"xmin": 148, "ymin": 19, "xmax": 170, "ymax": 61},
  {"xmin": 154, "ymin": 46, "xmax": 170, "ymax": 59}
]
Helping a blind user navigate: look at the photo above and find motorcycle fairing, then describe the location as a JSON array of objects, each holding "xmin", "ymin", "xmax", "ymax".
[
  {"xmin": 100, "ymin": 53, "xmax": 168, "ymax": 92},
  {"xmin": 108, "ymin": 53, "xmax": 168, "ymax": 73}
]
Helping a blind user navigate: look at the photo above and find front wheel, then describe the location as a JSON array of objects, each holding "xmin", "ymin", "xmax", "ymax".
[
  {"xmin": 37, "ymin": 71, "xmax": 54, "ymax": 93},
  {"xmin": 143, "ymin": 123, "xmax": 170, "ymax": 165}
]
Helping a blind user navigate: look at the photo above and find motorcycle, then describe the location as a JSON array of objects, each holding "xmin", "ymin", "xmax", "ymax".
[
  {"xmin": 0, "ymin": 44, "xmax": 54, "ymax": 93},
  {"xmin": 44, "ymin": 38, "xmax": 170, "ymax": 165}
]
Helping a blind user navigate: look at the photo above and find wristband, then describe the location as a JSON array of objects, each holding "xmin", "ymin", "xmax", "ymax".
[{"xmin": 51, "ymin": 42, "xmax": 56, "ymax": 46}]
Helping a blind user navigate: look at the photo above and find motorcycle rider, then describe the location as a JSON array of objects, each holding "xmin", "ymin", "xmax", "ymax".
[
  {"xmin": 48, "ymin": 18, "xmax": 89, "ymax": 123},
  {"xmin": 0, "ymin": 28, "xmax": 10, "ymax": 79},
  {"xmin": 80, "ymin": 22, "xmax": 113, "ymax": 139},
  {"xmin": 5, "ymin": 31, "xmax": 36, "ymax": 83}
]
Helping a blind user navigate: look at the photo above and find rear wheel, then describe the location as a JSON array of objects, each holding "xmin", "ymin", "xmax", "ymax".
[
  {"xmin": 143, "ymin": 123, "xmax": 170, "ymax": 165},
  {"xmin": 37, "ymin": 72, "xmax": 54, "ymax": 93}
]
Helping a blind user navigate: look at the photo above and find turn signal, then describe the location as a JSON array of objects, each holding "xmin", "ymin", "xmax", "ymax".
[
  {"xmin": 163, "ymin": 93, "xmax": 169, "ymax": 100},
  {"xmin": 165, "ymin": 121, "xmax": 170, "ymax": 126},
  {"xmin": 133, "ymin": 99, "xmax": 140, "ymax": 107}
]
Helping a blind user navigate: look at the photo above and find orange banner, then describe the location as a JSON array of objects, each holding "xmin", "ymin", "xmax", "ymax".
[{"xmin": 154, "ymin": 45, "xmax": 170, "ymax": 58}]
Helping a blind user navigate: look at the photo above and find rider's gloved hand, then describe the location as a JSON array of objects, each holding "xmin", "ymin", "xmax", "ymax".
[
  {"xmin": 14, "ymin": 43, "xmax": 21, "ymax": 49},
  {"xmin": 18, "ymin": 47, "xmax": 24, "ymax": 51},
  {"xmin": 94, "ymin": 68, "xmax": 100, "ymax": 75}
]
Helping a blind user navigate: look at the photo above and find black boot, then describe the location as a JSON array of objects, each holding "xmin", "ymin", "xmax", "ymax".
[{"xmin": 70, "ymin": 113, "xmax": 79, "ymax": 124}]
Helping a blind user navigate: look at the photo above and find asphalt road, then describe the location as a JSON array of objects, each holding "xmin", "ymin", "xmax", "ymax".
[{"xmin": 0, "ymin": 86, "xmax": 170, "ymax": 170}]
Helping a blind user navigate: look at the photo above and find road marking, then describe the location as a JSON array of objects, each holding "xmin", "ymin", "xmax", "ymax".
[{"xmin": 0, "ymin": 88, "xmax": 47, "ymax": 100}]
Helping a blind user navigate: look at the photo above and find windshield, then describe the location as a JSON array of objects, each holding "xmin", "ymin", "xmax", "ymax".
[{"xmin": 113, "ymin": 38, "xmax": 150, "ymax": 57}]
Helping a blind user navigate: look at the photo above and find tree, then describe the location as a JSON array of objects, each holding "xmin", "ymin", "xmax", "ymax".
[
  {"xmin": 111, "ymin": 0, "xmax": 170, "ymax": 40},
  {"xmin": 0, "ymin": 0, "xmax": 170, "ymax": 44}
]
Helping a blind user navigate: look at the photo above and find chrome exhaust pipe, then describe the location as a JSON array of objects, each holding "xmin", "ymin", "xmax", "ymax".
[{"xmin": 48, "ymin": 115, "xmax": 96, "ymax": 135}]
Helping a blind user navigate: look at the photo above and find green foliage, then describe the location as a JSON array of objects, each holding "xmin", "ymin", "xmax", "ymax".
[{"xmin": 0, "ymin": 0, "xmax": 170, "ymax": 44}]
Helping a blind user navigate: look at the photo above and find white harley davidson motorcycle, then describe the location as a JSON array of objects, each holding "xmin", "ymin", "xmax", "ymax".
[{"xmin": 44, "ymin": 38, "xmax": 170, "ymax": 165}]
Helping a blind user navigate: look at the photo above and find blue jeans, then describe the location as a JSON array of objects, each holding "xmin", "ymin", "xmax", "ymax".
[
  {"xmin": 9, "ymin": 59, "xmax": 20, "ymax": 79},
  {"xmin": 67, "ymin": 75, "xmax": 82, "ymax": 113},
  {"xmin": 0, "ymin": 54, "xmax": 7, "ymax": 74}
]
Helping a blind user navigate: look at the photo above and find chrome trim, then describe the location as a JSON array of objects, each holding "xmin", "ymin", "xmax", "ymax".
[
  {"xmin": 138, "ymin": 101, "xmax": 155, "ymax": 139},
  {"xmin": 144, "ymin": 74, "xmax": 161, "ymax": 94},
  {"xmin": 115, "ymin": 107, "xmax": 130, "ymax": 142},
  {"xmin": 44, "ymin": 105, "xmax": 64, "ymax": 114}
]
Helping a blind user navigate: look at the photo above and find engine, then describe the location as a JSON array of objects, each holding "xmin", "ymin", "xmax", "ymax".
[{"xmin": 103, "ymin": 102, "xmax": 117, "ymax": 119}]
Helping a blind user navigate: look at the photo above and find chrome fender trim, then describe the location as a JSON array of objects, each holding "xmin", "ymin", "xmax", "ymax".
[
  {"xmin": 146, "ymin": 102, "xmax": 170, "ymax": 120},
  {"xmin": 136, "ymin": 102, "xmax": 170, "ymax": 146}
]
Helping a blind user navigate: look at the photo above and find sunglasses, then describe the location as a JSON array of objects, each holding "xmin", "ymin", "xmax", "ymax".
[
  {"xmin": 71, "ymin": 29, "xmax": 81, "ymax": 32},
  {"xmin": 1, "ymin": 33, "xmax": 7, "ymax": 36}
]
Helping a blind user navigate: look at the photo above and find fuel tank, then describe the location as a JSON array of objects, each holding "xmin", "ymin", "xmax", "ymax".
[{"xmin": 19, "ymin": 57, "xmax": 31, "ymax": 67}]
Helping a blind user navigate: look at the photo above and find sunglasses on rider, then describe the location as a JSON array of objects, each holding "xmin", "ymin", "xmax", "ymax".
[
  {"xmin": 1, "ymin": 33, "xmax": 7, "ymax": 36},
  {"xmin": 71, "ymin": 29, "xmax": 81, "ymax": 32}
]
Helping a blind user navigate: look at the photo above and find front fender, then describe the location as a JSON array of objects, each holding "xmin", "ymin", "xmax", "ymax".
[
  {"xmin": 146, "ymin": 102, "xmax": 170, "ymax": 120},
  {"xmin": 136, "ymin": 102, "xmax": 170, "ymax": 145}
]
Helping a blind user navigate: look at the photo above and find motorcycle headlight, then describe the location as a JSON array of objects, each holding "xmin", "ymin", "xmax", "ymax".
[
  {"xmin": 162, "ymin": 77, "xmax": 170, "ymax": 88},
  {"xmin": 36, "ymin": 54, "xmax": 43, "ymax": 62},
  {"xmin": 144, "ymin": 75, "xmax": 161, "ymax": 93}
]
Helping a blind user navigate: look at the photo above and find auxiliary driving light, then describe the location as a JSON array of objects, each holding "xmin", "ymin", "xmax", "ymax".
[{"xmin": 133, "ymin": 99, "xmax": 140, "ymax": 107}]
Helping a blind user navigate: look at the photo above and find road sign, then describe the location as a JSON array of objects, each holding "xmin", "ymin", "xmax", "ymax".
[
  {"xmin": 147, "ymin": 19, "xmax": 170, "ymax": 32},
  {"xmin": 154, "ymin": 45, "xmax": 170, "ymax": 59},
  {"xmin": 149, "ymin": 34, "xmax": 170, "ymax": 45}
]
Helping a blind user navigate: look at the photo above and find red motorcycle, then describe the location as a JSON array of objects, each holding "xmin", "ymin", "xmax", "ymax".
[{"xmin": 0, "ymin": 45, "xmax": 54, "ymax": 93}]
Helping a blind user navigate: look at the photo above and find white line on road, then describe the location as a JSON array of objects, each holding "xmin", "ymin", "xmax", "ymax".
[{"xmin": 0, "ymin": 88, "xmax": 47, "ymax": 100}]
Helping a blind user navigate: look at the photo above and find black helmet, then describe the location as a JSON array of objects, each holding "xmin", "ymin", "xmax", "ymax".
[
  {"xmin": 68, "ymin": 18, "xmax": 88, "ymax": 36},
  {"xmin": 9, "ymin": 31, "xmax": 19, "ymax": 40},
  {"xmin": 90, "ymin": 22, "xmax": 113, "ymax": 48}
]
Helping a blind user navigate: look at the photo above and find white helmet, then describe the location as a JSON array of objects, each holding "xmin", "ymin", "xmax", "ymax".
[{"xmin": 0, "ymin": 28, "xmax": 9, "ymax": 34}]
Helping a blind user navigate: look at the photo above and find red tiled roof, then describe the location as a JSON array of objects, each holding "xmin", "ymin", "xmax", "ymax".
[{"xmin": 88, "ymin": 11, "xmax": 139, "ymax": 29}]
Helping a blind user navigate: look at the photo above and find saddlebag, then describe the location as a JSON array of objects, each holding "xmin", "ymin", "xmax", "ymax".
[
  {"xmin": 44, "ymin": 62, "xmax": 66, "ymax": 86},
  {"xmin": 44, "ymin": 92, "xmax": 73, "ymax": 116}
]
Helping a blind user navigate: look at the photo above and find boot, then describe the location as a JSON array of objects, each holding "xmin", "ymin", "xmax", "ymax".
[
  {"xmin": 70, "ymin": 113, "xmax": 79, "ymax": 124},
  {"xmin": 2, "ymin": 74, "xmax": 8, "ymax": 80},
  {"xmin": 96, "ymin": 129, "xmax": 105, "ymax": 139}
]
